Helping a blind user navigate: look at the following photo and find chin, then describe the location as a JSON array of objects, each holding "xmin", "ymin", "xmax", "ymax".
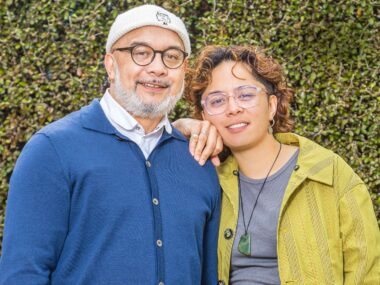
[
  {"xmin": 225, "ymin": 140, "xmax": 250, "ymax": 152},
  {"xmin": 224, "ymin": 135, "xmax": 261, "ymax": 152},
  {"xmin": 136, "ymin": 96, "xmax": 165, "ymax": 108}
]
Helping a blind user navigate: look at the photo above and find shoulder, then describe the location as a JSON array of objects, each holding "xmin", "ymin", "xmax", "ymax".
[
  {"xmin": 277, "ymin": 133, "xmax": 333, "ymax": 158},
  {"xmin": 19, "ymin": 105, "xmax": 95, "ymax": 165},
  {"xmin": 19, "ymin": 109, "xmax": 83, "ymax": 157},
  {"xmin": 170, "ymin": 126, "xmax": 189, "ymax": 142},
  {"xmin": 294, "ymin": 133, "xmax": 364, "ymax": 193},
  {"xmin": 37, "ymin": 109, "xmax": 83, "ymax": 138},
  {"xmin": 277, "ymin": 133, "xmax": 364, "ymax": 192}
]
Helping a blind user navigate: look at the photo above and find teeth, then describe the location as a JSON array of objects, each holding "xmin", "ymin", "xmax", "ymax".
[
  {"xmin": 228, "ymin": 123, "xmax": 247, "ymax": 129},
  {"xmin": 144, "ymin": 83, "xmax": 162, "ymax": 88},
  {"xmin": 140, "ymin": 82, "xmax": 167, "ymax": 88}
]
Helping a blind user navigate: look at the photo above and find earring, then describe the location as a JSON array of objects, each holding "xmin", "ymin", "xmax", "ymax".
[{"xmin": 268, "ymin": 119, "xmax": 275, "ymax": 134}]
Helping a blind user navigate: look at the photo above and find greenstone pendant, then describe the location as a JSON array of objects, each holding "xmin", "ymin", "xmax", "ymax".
[{"xmin": 238, "ymin": 233, "xmax": 251, "ymax": 256}]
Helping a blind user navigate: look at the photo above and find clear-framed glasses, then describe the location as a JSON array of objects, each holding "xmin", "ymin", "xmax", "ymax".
[
  {"xmin": 201, "ymin": 85, "xmax": 263, "ymax": 115},
  {"xmin": 112, "ymin": 44, "xmax": 188, "ymax": 69}
]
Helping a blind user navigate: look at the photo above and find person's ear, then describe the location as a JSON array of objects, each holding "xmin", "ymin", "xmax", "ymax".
[
  {"xmin": 268, "ymin": 94, "xmax": 278, "ymax": 120},
  {"xmin": 104, "ymin": 54, "xmax": 116, "ymax": 82}
]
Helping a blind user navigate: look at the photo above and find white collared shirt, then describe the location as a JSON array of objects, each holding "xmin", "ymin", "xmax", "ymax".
[{"xmin": 100, "ymin": 90, "xmax": 172, "ymax": 158}]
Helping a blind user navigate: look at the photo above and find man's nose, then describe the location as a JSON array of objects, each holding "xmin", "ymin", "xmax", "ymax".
[{"xmin": 145, "ymin": 53, "xmax": 167, "ymax": 77}]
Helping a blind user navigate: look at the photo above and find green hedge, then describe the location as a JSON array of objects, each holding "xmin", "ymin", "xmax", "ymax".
[{"xmin": 1, "ymin": 0, "xmax": 379, "ymax": 250}]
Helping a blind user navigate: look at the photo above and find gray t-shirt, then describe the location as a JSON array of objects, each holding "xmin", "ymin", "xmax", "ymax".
[{"xmin": 230, "ymin": 150, "xmax": 299, "ymax": 285}]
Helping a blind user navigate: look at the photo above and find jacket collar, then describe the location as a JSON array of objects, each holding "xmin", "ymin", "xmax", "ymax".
[
  {"xmin": 217, "ymin": 133, "xmax": 334, "ymax": 188},
  {"xmin": 217, "ymin": 133, "xmax": 336, "ymax": 237},
  {"xmin": 80, "ymin": 99, "xmax": 186, "ymax": 142},
  {"xmin": 275, "ymin": 133, "xmax": 334, "ymax": 186}
]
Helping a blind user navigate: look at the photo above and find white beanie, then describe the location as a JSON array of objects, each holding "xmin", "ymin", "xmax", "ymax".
[{"xmin": 106, "ymin": 4, "xmax": 191, "ymax": 55}]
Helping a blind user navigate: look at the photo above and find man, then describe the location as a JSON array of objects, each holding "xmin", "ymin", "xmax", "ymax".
[{"xmin": 0, "ymin": 5, "xmax": 220, "ymax": 285}]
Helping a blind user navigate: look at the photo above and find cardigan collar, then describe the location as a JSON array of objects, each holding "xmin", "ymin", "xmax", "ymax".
[{"xmin": 80, "ymin": 99, "xmax": 186, "ymax": 142}]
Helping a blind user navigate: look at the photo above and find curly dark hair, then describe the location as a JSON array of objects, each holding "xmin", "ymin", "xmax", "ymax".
[{"xmin": 187, "ymin": 45, "xmax": 294, "ymax": 133}]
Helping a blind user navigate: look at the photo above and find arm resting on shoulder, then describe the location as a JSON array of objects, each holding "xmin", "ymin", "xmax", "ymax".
[{"xmin": 173, "ymin": 118, "xmax": 223, "ymax": 166}]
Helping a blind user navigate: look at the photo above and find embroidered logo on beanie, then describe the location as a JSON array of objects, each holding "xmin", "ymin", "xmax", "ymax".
[{"xmin": 156, "ymin": 11, "xmax": 171, "ymax": 25}]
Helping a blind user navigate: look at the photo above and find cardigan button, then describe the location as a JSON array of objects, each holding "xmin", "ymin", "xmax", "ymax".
[
  {"xmin": 224, "ymin": 228, "xmax": 234, "ymax": 239},
  {"xmin": 232, "ymin": 170, "xmax": 238, "ymax": 176},
  {"xmin": 146, "ymin": 160, "xmax": 152, "ymax": 168},
  {"xmin": 294, "ymin": 164, "xmax": 300, "ymax": 171},
  {"xmin": 152, "ymin": 198, "xmax": 159, "ymax": 205},
  {"xmin": 218, "ymin": 280, "xmax": 226, "ymax": 285}
]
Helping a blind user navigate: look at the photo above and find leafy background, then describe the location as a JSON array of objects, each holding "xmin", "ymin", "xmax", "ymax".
[{"xmin": 1, "ymin": 0, "xmax": 379, "ymax": 250}]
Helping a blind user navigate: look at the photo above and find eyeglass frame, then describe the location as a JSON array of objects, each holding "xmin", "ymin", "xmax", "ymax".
[
  {"xmin": 201, "ymin": 85, "xmax": 271, "ymax": 116},
  {"xmin": 111, "ymin": 44, "xmax": 188, "ymax": 69}
]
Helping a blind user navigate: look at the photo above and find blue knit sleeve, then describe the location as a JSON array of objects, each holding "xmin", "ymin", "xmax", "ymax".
[
  {"xmin": 201, "ymin": 181, "xmax": 221, "ymax": 285},
  {"xmin": 0, "ymin": 133, "xmax": 70, "ymax": 285}
]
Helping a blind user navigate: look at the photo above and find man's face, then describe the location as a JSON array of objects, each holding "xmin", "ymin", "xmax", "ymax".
[{"xmin": 105, "ymin": 26, "xmax": 187, "ymax": 118}]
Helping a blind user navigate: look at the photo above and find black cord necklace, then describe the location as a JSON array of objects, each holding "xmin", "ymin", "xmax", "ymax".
[{"xmin": 237, "ymin": 142, "xmax": 282, "ymax": 256}]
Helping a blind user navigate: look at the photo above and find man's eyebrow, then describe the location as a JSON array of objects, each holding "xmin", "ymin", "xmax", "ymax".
[
  {"xmin": 127, "ymin": 41, "xmax": 149, "ymax": 47},
  {"xmin": 127, "ymin": 41, "xmax": 184, "ymax": 50}
]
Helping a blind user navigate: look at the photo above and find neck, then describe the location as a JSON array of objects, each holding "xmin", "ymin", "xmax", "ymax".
[
  {"xmin": 232, "ymin": 134, "xmax": 281, "ymax": 179},
  {"xmin": 134, "ymin": 116, "xmax": 163, "ymax": 134}
]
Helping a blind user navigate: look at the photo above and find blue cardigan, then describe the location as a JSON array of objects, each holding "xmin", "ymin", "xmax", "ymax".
[{"xmin": 0, "ymin": 100, "xmax": 220, "ymax": 285}]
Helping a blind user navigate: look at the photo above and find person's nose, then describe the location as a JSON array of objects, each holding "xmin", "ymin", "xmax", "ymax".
[
  {"xmin": 145, "ymin": 53, "xmax": 168, "ymax": 77},
  {"xmin": 225, "ymin": 95, "xmax": 243, "ymax": 116}
]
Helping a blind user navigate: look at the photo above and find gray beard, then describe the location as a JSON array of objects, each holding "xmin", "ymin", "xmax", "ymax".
[{"xmin": 113, "ymin": 66, "xmax": 183, "ymax": 119}]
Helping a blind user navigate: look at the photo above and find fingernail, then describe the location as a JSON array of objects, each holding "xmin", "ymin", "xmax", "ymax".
[
  {"xmin": 199, "ymin": 159, "xmax": 205, "ymax": 165},
  {"xmin": 194, "ymin": 155, "xmax": 200, "ymax": 161}
]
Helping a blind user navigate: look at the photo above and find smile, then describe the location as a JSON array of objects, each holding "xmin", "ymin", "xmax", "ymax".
[
  {"xmin": 137, "ymin": 80, "xmax": 170, "ymax": 89},
  {"xmin": 227, "ymin": 122, "xmax": 248, "ymax": 129}
]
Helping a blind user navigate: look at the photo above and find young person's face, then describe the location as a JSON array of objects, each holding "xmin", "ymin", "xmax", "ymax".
[{"xmin": 201, "ymin": 61, "xmax": 277, "ymax": 152}]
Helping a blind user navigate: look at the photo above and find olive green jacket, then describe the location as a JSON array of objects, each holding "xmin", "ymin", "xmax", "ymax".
[{"xmin": 217, "ymin": 133, "xmax": 380, "ymax": 285}]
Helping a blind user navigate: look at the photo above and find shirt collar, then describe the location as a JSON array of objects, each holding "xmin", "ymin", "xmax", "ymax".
[{"xmin": 100, "ymin": 89, "xmax": 172, "ymax": 135}]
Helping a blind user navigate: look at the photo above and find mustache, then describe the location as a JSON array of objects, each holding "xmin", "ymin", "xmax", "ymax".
[{"xmin": 136, "ymin": 79, "xmax": 171, "ymax": 88}]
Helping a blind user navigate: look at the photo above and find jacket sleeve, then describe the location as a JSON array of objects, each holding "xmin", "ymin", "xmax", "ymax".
[
  {"xmin": 340, "ymin": 181, "xmax": 380, "ymax": 284},
  {"xmin": 201, "ymin": 185, "xmax": 221, "ymax": 285},
  {"xmin": 0, "ymin": 133, "xmax": 70, "ymax": 285}
]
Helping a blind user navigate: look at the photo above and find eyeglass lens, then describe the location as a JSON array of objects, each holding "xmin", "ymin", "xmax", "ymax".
[
  {"xmin": 204, "ymin": 86, "xmax": 261, "ymax": 115},
  {"xmin": 131, "ymin": 45, "xmax": 185, "ymax": 68}
]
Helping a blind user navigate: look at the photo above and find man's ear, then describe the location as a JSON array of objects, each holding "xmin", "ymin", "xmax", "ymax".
[{"xmin": 104, "ymin": 54, "xmax": 116, "ymax": 82}]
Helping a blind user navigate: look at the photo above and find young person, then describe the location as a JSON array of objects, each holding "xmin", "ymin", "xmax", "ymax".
[{"xmin": 176, "ymin": 45, "xmax": 380, "ymax": 285}]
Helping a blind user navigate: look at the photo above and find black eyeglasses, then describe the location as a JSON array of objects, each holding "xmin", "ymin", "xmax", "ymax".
[{"xmin": 112, "ymin": 44, "xmax": 188, "ymax": 69}]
